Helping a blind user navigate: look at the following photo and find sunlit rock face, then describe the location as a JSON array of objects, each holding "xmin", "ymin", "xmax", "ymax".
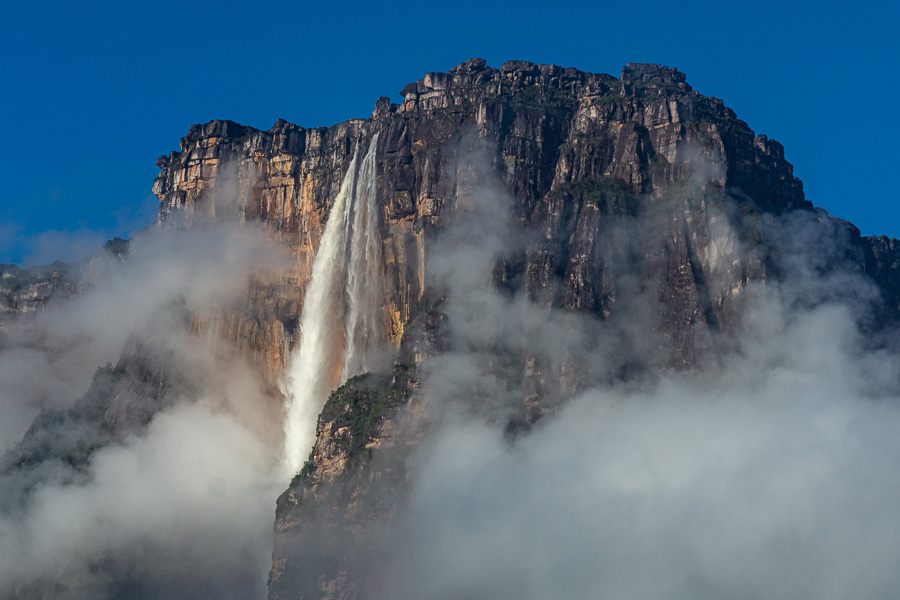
[
  {"xmin": 149, "ymin": 59, "xmax": 897, "ymax": 390},
  {"xmin": 135, "ymin": 60, "xmax": 889, "ymax": 600},
  {"xmin": 7, "ymin": 60, "xmax": 900, "ymax": 600}
]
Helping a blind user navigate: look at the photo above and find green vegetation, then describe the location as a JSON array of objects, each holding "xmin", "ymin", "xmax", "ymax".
[
  {"xmin": 508, "ymin": 83, "xmax": 574, "ymax": 112},
  {"xmin": 553, "ymin": 176, "xmax": 631, "ymax": 196},
  {"xmin": 320, "ymin": 365, "xmax": 412, "ymax": 461},
  {"xmin": 591, "ymin": 93, "xmax": 623, "ymax": 106},
  {"xmin": 0, "ymin": 261, "xmax": 77, "ymax": 309},
  {"xmin": 549, "ymin": 176, "xmax": 633, "ymax": 213},
  {"xmin": 289, "ymin": 460, "xmax": 317, "ymax": 489},
  {"xmin": 231, "ymin": 131, "xmax": 253, "ymax": 145},
  {"xmin": 570, "ymin": 132, "xmax": 608, "ymax": 144},
  {"xmin": 56, "ymin": 433, "xmax": 105, "ymax": 470},
  {"xmin": 76, "ymin": 362, "xmax": 126, "ymax": 413},
  {"xmin": 8, "ymin": 362, "xmax": 125, "ymax": 476},
  {"xmin": 651, "ymin": 153, "xmax": 670, "ymax": 167},
  {"xmin": 103, "ymin": 237, "xmax": 130, "ymax": 259},
  {"xmin": 285, "ymin": 364, "xmax": 412, "ymax": 490},
  {"xmin": 299, "ymin": 459, "xmax": 317, "ymax": 478},
  {"xmin": 429, "ymin": 105, "xmax": 469, "ymax": 125}
]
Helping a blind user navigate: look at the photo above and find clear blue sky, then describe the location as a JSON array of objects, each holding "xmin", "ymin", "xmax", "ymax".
[{"xmin": 1, "ymin": 0, "xmax": 897, "ymax": 265}]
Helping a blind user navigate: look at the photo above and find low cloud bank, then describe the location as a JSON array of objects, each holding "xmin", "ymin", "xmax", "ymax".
[
  {"xmin": 0, "ymin": 222, "xmax": 289, "ymax": 599},
  {"xmin": 2, "ymin": 403, "xmax": 280, "ymax": 599},
  {"xmin": 386, "ymin": 296, "xmax": 900, "ymax": 600},
  {"xmin": 377, "ymin": 158, "xmax": 900, "ymax": 599}
]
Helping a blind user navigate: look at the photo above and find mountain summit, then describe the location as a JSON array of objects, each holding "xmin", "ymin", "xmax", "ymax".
[{"xmin": 3, "ymin": 60, "xmax": 900, "ymax": 600}]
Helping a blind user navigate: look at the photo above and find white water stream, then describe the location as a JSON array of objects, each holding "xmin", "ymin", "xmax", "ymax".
[{"xmin": 281, "ymin": 134, "xmax": 382, "ymax": 476}]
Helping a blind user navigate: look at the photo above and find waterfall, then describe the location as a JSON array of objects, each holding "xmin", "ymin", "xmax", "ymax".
[
  {"xmin": 281, "ymin": 134, "xmax": 382, "ymax": 476},
  {"xmin": 343, "ymin": 134, "xmax": 382, "ymax": 378}
]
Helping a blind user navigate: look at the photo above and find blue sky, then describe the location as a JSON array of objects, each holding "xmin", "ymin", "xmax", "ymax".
[{"xmin": 1, "ymin": 0, "xmax": 897, "ymax": 265}]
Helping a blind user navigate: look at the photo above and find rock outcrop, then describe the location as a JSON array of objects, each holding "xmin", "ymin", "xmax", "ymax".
[
  {"xmin": 1, "ymin": 261, "xmax": 90, "ymax": 319},
  {"xmin": 149, "ymin": 59, "xmax": 898, "ymax": 394},
  {"xmin": 8, "ymin": 59, "xmax": 900, "ymax": 600},
  {"xmin": 150, "ymin": 60, "xmax": 810, "ymax": 383},
  {"xmin": 159, "ymin": 60, "xmax": 900, "ymax": 599}
]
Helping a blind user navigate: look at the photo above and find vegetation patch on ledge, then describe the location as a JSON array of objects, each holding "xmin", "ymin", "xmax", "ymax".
[
  {"xmin": 319, "ymin": 364, "xmax": 412, "ymax": 463},
  {"xmin": 548, "ymin": 176, "xmax": 634, "ymax": 213}
]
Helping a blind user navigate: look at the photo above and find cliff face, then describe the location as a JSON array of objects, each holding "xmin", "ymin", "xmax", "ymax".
[
  {"xmin": 144, "ymin": 59, "xmax": 900, "ymax": 600},
  {"xmin": 148, "ymin": 58, "xmax": 898, "ymax": 386},
  {"xmin": 0, "ymin": 238, "xmax": 131, "ymax": 324},
  {"xmin": 8, "ymin": 59, "xmax": 900, "ymax": 599},
  {"xmin": 149, "ymin": 59, "xmax": 809, "ymax": 383},
  {"xmin": 1, "ymin": 261, "xmax": 92, "ymax": 319},
  {"xmin": 864, "ymin": 234, "xmax": 900, "ymax": 314}
]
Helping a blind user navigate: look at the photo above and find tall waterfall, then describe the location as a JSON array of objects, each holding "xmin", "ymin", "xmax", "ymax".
[{"xmin": 281, "ymin": 134, "xmax": 383, "ymax": 476}]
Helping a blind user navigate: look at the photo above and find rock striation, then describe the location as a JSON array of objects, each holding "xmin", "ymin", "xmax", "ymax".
[
  {"xmin": 8, "ymin": 59, "xmax": 900, "ymax": 600},
  {"xmin": 149, "ymin": 59, "xmax": 899, "ymax": 393},
  {"xmin": 155, "ymin": 59, "xmax": 899, "ymax": 599}
]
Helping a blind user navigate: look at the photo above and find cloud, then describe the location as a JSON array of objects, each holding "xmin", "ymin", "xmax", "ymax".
[
  {"xmin": 0, "ymin": 221, "xmax": 288, "ymax": 449},
  {"xmin": 386, "ymin": 346, "xmax": 900, "ymax": 600},
  {"xmin": 365, "ymin": 153, "xmax": 900, "ymax": 600},
  {"xmin": 0, "ymin": 217, "xmax": 291, "ymax": 599},
  {"xmin": 4, "ymin": 128, "xmax": 899, "ymax": 600},
  {"xmin": 377, "ymin": 260, "xmax": 900, "ymax": 600},
  {"xmin": 0, "ymin": 402, "xmax": 281, "ymax": 599}
]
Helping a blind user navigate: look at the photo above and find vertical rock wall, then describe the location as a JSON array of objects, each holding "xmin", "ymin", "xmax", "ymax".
[{"xmin": 145, "ymin": 59, "xmax": 900, "ymax": 599}]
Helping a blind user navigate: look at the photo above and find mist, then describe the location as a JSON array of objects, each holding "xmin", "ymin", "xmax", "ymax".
[
  {"xmin": 3, "ymin": 130, "xmax": 899, "ymax": 600},
  {"xmin": 387, "ymin": 353, "xmax": 900, "ymax": 599},
  {"xmin": 0, "ymin": 223, "xmax": 284, "ymax": 448},
  {"xmin": 0, "ymin": 221, "xmax": 290, "ymax": 599},
  {"xmin": 372, "ymin": 155, "xmax": 900, "ymax": 599}
]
